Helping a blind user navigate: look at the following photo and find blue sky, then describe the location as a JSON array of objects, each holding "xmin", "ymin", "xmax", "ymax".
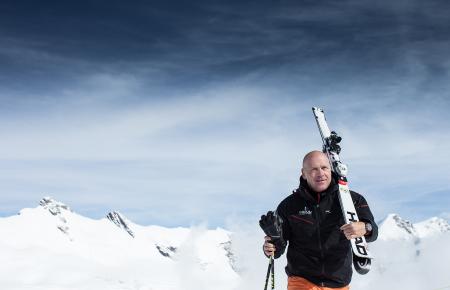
[{"xmin": 1, "ymin": 0, "xmax": 449, "ymax": 227}]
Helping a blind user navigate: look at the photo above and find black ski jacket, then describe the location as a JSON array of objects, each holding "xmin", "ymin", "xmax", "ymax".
[{"xmin": 272, "ymin": 177, "xmax": 378, "ymax": 288}]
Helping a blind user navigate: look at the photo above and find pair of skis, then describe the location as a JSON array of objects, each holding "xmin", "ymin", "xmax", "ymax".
[{"xmin": 312, "ymin": 107, "xmax": 372, "ymax": 274}]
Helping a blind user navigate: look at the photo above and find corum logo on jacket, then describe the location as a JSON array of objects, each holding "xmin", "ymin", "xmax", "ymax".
[{"xmin": 298, "ymin": 206, "xmax": 312, "ymax": 216}]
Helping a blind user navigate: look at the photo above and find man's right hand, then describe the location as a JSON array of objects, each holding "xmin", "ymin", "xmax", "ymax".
[{"xmin": 263, "ymin": 236, "xmax": 276, "ymax": 257}]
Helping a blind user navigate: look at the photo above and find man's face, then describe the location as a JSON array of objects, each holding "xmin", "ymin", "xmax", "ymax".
[{"xmin": 302, "ymin": 152, "xmax": 332, "ymax": 193}]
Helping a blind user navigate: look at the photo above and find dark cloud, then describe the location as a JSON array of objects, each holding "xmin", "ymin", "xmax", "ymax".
[{"xmin": 0, "ymin": 0, "xmax": 449, "ymax": 94}]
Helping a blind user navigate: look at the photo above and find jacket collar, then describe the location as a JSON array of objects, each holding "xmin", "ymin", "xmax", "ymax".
[{"xmin": 295, "ymin": 176, "xmax": 338, "ymax": 203}]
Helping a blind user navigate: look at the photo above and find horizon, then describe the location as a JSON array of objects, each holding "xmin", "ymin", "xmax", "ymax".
[{"xmin": 2, "ymin": 195, "xmax": 447, "ymax": 229}]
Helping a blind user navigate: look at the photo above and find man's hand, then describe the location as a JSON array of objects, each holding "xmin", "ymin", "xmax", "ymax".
[
  {"xmin": 263, "ymin": 236, "xmax": 276, "ymax": 257},
  {"xmin": 340, "ymin": 222, "xmax": 366, "ymax": 240},
  {"xmin": 259, "ymin": 211, "xmax": 283, "ymax": 239}
]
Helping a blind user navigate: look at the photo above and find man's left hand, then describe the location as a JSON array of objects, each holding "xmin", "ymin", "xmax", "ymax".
[{"xmin": 340, "ymin": 222, "xmax": 366, "ymax": 240}]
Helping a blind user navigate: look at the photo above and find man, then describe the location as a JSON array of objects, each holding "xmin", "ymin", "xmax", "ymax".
[{"xmin": 262, "ymin": 151, "xmax": 377, "ymax": 290}]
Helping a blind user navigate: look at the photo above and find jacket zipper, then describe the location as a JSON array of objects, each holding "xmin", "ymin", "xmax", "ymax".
[{"xmin": 315, "ymin": 194, "xmax": 325, "ymax": 286}]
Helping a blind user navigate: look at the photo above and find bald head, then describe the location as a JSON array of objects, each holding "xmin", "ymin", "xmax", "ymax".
[
  {"xmin": 301, "ymin": 150, "xmax": 332, "ymax": 193},
  {"xmin": 302, "ymin": 150, "xmax": 328, "ymax": 168}
]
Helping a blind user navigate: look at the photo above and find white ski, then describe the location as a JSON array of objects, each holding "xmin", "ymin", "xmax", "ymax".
[{"xmin": 312, "ymin": 107, "xmax": 372, "ymax": 274}]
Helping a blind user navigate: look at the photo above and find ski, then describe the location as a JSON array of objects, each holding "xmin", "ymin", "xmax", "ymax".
[{"xmin": 312, "ymin": 107, "xmax": 372, "ymax": 274}]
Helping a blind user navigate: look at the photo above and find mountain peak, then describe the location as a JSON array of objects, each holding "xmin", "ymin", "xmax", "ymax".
[
  {"xmin": 378, "ymin": 213, "xmax": 418, "ymax": 241},
  {"xmin": 38, "ymin": 197, "xmax": 72, "ymax": 238},
  {"xmin": 106, "ymin": 211, "xmax": 135, "ymax": 238},
  {"xmin": 415, "ymin": 217, "xmax": 450, "ymax": 238},
  {"xmin": 39, "ymin": 197, "xmax": 72, "ymax": 216},
  {"xmin": 379, "ymin": 213, "xmax": 450, "ymax": 241}
]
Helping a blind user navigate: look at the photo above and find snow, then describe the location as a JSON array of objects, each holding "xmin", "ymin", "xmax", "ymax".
[
  {"xmin": 378, "ymin": 213, "xmax": 450, "ymax": 241},
  {"xmin": 352, "ymin": 231, "xmax": 450, "ymax": 289},
  {"xmin": 1, "ymin": 198, "xmax": 449, "ymax": 290},
  {"xmin": 351, "ymin": 213, "xmax": 450, "ymax": 289},
  {"xmin": 377, "ymin": 213, "xmax": 418, "ymax": 241},
  {"xmin": 415, "ymin": 217, "xmax": 450, "ymax": 238},
  {"xmin": 0, "ymin": 198, "xmax": 238, "ymax": 290}
]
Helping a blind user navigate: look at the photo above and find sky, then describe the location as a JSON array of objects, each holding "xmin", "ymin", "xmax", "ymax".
[{"xmin": 1, "ymin": 0, "xmax": 449, "ymax": 227}]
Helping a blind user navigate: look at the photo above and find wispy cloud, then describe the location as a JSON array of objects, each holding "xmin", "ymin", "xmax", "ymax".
[{"xmin": 0, "ymin": 70, "xmax": 449, "ymax": 225}]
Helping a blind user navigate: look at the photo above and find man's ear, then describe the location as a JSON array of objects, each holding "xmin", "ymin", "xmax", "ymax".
[{"xmin": 301, "ymin": 168, "xmax": 305, "ymax": 179}]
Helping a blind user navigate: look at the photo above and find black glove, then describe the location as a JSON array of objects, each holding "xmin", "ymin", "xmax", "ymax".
[{"xmin": 259, "ymin": 211, "xmax": 283, "ymax": 241}]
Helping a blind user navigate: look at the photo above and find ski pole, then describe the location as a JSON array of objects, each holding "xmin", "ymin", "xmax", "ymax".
[
  {"xmin": 270, "ymin": 255, "xmax": 275, "ymax": 290},
  {"xmin": 263, "ymin": 255, "xmax": 273, "ymax": 290},
  {"xmin": 264, "ymin": 255, "xmax": 275, "ymax": 290}
]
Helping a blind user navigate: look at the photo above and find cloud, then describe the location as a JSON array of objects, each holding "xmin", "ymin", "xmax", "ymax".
[
  {"xmin": 2, "ymin": 0, "xmax": 450, "ymax": 90},
  {"xmin": 0, "ymin": 69, "xmax": 449, "ymax": 226},
  {"xmin": 0, "ymin": 78, "xmax": 313, "ymax": 224}
]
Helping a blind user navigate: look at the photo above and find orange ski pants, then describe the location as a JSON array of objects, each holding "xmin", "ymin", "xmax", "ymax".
[{"xmin": 288, "ymin": 276, "xmax": 350, "ymax": 290}]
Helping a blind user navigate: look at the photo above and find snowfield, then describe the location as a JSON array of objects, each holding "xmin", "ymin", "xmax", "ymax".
[
  {"xmin": 0, "ymin": 198, "xmax": 237, "ymax": 290},
  {"xmin": 0, "ymin": 198, "xmax": 449, "ymax": 290}
]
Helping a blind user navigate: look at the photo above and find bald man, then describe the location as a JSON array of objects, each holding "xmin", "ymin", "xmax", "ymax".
[{"xmin": 263, "ymin": 151, "xmax": 378, "ymax": 290}]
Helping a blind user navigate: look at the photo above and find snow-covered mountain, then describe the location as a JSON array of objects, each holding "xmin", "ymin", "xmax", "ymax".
[
  {"xmin": 351, "ymin": 213, "xmax": 450, "ymax": 290},
  {"xmin": 0, "ymin": 198, "xmax": 449, "ymax": 290},
  {"xmin": 378, "ymin": 213, "xmax": 450, "ymax": 241},
  {"xmin": 106, "ymin": 210, "xmax": 135, "ymax": 237},
  {"xmin": 0, "ymin": 197, "xmax": 238, "ymax": 290},
  {"xmin": 414, "ymin": 216, "xmax": 450, "ymax": 238}
]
